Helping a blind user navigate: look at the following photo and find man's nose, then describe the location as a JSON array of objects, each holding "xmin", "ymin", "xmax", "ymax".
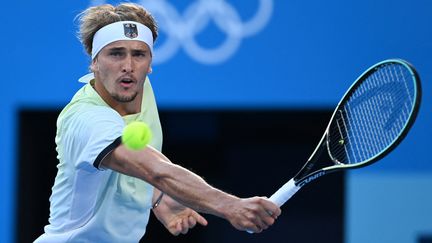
[{"xmin": 122, "ymin": 55, "xmax": 134, "ymax": 73}]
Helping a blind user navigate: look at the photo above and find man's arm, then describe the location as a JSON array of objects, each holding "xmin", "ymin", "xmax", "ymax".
[{"xmin": 101, "ymin": 144, "xmax": 281, "ymax": 233}]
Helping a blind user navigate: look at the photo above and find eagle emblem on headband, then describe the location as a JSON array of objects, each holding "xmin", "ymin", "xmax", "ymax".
[{"xmin": 123, "ymin": 23, "xmax": 138, "ymax": 39}]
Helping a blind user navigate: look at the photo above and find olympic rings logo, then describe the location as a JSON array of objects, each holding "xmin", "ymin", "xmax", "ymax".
[{"xmin": 90, "ymin": 0, "xmax": 273, "ymax": 65}]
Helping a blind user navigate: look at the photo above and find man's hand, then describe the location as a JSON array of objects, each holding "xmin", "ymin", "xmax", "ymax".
[
  {"xmin": 152, "ymin": 192, "xmax": 208, "ymax": 236},
  {"xmin": 223, "ymin": 196, "xmax": 281, "ymax": 233}
]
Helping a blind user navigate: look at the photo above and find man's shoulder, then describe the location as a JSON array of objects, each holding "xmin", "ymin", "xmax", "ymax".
[
  {"xmin": 57, "ymin": 100, "xmax": 122, "ymax": 138},
  {"xmin": 60, "ymin": 103, "xmax": 119, "ymax": 126},
  {"xmin": 58, "ymin": 84, "xmax": 119, "ymax": 124}
]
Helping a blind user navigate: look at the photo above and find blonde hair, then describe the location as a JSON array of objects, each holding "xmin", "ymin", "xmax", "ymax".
[{"xmin": 77, "ymin": 3, "xmax": 158, "ymax": 56}]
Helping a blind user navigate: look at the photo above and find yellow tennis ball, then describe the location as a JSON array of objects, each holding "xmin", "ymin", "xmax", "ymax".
[{"xmin": 122, "ymin": 121, "xmax": 152, "ymax": 150}]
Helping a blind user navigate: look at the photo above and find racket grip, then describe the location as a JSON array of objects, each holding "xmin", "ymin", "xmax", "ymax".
[
  {"xmin": 247, "ymin": 178, "xmax": 300, "ymax": 234},
  {"xmin": 269, "ymin": 178, "xmax": 300, "ymax": 207}
]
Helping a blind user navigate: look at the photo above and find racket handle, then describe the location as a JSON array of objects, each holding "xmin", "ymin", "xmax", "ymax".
[
  {"xmin": 269, "ymin": 178, "xmax": 300, "ymax": 207},
  {"xmin": 247, "ymin": 178, "xmax": 300, "ymax": 234}
]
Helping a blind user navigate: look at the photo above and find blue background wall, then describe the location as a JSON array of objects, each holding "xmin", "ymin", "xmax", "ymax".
[{"xmin": 1, "ymin": 0, "xmax": 431, "ymax": 242}]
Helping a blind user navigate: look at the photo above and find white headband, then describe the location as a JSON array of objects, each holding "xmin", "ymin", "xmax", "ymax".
[{"xmin": 91, "ymin": 21, "xmax": 153, "ymax": 59}]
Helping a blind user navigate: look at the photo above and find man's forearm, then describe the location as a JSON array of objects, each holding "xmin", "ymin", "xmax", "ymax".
[{"xmin": 105, "ymin": 145, "xmax": 237, "ymax": 218}]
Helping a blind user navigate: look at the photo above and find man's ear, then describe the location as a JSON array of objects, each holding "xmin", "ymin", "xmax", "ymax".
[
  {"xmin": 90, "ymin": 59, "xmax": 98, "ymax": 72},
  {"xmin": 147, "ymin": 66, "xmax": 153, "ymax": 74}
]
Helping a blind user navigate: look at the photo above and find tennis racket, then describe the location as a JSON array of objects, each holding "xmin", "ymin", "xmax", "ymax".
[{"xmin": 269, "ymin": 59, "xmax": 422, "ymax": 207}]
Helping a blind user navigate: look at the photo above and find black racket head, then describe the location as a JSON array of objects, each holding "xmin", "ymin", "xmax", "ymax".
[{"xmin": 326, "ymin": 59, "xmax": 421, "ymax": 168}]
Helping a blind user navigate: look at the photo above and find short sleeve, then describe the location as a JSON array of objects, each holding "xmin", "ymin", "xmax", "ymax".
[{"xmin": 59, "ymin": 105, "xmax": 124, "ymax": 171}]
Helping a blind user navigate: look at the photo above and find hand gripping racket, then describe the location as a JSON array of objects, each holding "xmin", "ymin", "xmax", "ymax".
[{"xmin": 269, "ymin": 59, "xmax": 422, "ymax": 207}]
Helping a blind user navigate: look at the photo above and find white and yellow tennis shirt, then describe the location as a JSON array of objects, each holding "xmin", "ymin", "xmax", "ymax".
[{"xmin": 35, "ymin": 77, "xmax": 162, "ymax": 243}]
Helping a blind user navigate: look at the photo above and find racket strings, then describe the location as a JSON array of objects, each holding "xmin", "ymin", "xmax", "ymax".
[
  {"xmin": 331, "ymin": 83, "xmax": 388, "ymax": 163},
  {"xmin": 352, "ymin": 64, "xmax": 413, "ymax": 159},
  {"xmin": 328, "ymin": 63, "xmax": 416, "ymax": 164}
]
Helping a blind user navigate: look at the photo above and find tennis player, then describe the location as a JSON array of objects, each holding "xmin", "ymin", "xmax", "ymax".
[{"xmin": 34, "ymin": 3, "xmax": 280, "ymax": 242}]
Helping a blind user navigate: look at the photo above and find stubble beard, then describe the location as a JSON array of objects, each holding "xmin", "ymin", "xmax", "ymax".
[{"xmin": 111, "ymin": 91, "xmax": 139, "ymax": 103}]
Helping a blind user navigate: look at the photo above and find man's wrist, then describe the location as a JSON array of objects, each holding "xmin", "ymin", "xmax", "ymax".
[{"xmin": 152, "ymin": 191, "xmax": 164, "ymax": 209}]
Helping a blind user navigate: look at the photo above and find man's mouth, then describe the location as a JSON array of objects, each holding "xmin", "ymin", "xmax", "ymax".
[{"xmin": 119, "ymin": 78, "xmax": 135, "ymax": 87}]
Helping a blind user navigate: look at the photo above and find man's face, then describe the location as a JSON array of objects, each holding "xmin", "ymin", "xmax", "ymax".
[{"xmin": 91, "ymin": 40, "xmax": 152, "ymax": 103}]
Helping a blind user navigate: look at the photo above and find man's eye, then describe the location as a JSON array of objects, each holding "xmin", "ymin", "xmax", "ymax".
[
  {"xmin": 110, "ymin": 52, "xmax": 123, "ymax": 56},
  {"xmin": 133, "ymin": 52, "xmax": 146, "ymax": 57}
]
